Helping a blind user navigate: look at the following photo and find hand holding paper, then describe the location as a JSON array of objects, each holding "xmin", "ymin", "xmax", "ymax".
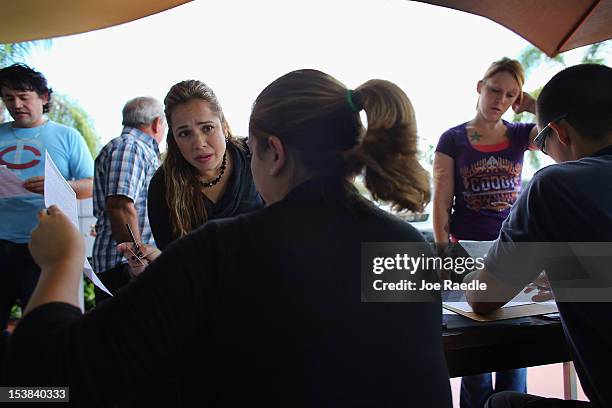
[
  {"xmin": 23, "ymin": 175, "xmax": 45, "ymax": 194},
  {"xmin": 43, "ymin": 152, "xmax": 111, "ymax": 297},
  {"xmin": 29, "ymin": 205, "xmax": 84, "ymax": 275},
  {"xmin": 24, "ymin": 205, "xmax": 85, "ymax": 314}
]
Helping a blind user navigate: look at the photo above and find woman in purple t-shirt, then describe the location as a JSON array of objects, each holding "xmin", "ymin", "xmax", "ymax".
[{"xmin": 433, "ymin": 58, "xmax": 537, "ymax": 408}]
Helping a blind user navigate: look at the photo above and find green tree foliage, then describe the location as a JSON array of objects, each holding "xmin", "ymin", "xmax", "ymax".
[
  {"xmin": 84, "ymin": 277, "xmax": 96, "ymax": 310},
  {"xmin": 0, "ymin": 41, "xmax": 51, "ymax": 67},
  {"xmin": 518, "ymin": 45, "xmax": 565, "ymax": 77},
  {"xmin": 581, "ymin": 41, "xmax": 611, "ymax": 64},
  {"xmin": 514, "ymin": 40, "xmax": 611, "ymax": 170},
  {"xmin": 48, "ymin": 94, "xmax": 99, "ymax": 157}
]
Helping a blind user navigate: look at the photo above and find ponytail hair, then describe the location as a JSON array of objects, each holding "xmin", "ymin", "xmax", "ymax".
[
  {"xmin": 249, "ymin": 69, "xmax": 430, "ymax": 212},
  {"xmin": 346, "ymin": 80, "xmax": 430, "ymax": 212}
]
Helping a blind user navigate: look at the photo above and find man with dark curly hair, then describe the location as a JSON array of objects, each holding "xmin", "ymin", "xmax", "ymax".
[{"xmin": 0, "ymin": 63, "xmax": 94, "ymax": 333}]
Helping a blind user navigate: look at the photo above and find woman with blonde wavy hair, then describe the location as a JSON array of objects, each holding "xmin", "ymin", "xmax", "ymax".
[
  {"xmin": 9, "ymin": 69, "xmax": 452, "ymax": 407},
  {"xmin": 147, "ymin": 80, "xmax": 263, "ymax": 250},
  {"xmin": 432, "ymin": 57, "xmax": 538, "ymax": 408}
]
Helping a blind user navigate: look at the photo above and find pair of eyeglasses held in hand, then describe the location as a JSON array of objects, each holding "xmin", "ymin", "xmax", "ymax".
[{"xmin": 125, "ymin": 224, "xmax": 146, "ymax": 266}]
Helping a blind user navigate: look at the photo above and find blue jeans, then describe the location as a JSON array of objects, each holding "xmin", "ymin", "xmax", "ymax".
[{"xmin": 461, "ymin": 369, "xmax": 527, "ymax": 408}]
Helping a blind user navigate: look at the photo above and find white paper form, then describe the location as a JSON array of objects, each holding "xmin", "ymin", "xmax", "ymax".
[
  {"xmin": 43, "ymin": 152, "xmax": 112, "ymax": 303},
  {"xmin": 443, "ymin": 287, "xmax": 550, "ymax": 313},
  {"xmin": 0, "ymin": 166, "xmax": 36, "ymax": 197},
  {"xmin": 444, "ymin": 299, "xmax": 536, "ymax": 314},
  {"xmin": 443, "ymin": 291, "xmax": 558, "ymax": 322}
]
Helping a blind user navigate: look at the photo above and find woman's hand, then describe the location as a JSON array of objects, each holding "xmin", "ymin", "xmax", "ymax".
[
  {"xmin": 29, "ymin": 206, "xmax": 84, "ymax": 273},
  {"xmin": 116, "ymin": 242, "xmax": 161, "ymax": 278},
  {"xmin": 512, "ymin": 92, "xmax": 536, "ymax": 114}
]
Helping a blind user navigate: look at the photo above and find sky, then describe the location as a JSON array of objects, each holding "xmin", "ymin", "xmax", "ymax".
[{"xmin": 23, "ymin": 0, "xmax": 610, "ymax": 175}]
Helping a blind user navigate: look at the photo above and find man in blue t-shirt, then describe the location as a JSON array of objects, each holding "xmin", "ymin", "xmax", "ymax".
[
  {"xmin": 0, "ymin": 63, "xmax": 94, "ymax": 332},
  {"xmin": 463, "ymin": 64, "xmax": 612, "ymax": 407}
]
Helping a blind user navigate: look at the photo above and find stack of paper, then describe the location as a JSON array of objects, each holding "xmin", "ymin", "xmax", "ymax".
[{"xmin": 43, "ymin": 152, "xmax": 111, "ymax": 304}]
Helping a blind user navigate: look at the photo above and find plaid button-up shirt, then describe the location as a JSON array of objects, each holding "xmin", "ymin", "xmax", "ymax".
[{"xmin": 92, "ymin": 127, "xmax": 160, "ymax": 273}]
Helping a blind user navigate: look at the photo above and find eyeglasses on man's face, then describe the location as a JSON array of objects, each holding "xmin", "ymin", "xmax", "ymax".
[
  {"xmin": 534, "ymin": 125, "xmax": 553, "ymax": 155},
  {"xmin": 534, "ymin": 113, "xmax": 567, "ymax": 155}
]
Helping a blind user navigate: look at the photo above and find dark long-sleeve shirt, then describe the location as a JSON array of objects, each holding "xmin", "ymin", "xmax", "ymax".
[{"xmin": 6, "ymin": 177, "xmax": 452, "ymax": 407}]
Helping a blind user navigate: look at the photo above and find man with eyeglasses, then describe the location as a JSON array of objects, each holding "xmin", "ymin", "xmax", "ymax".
[
  {"xmin": 463, "ymin": 64, "xmax": 612, "ymax": 408},
  {"xmin": 532, "ymin": 113, "xmax": 568, "ymax": 156}
]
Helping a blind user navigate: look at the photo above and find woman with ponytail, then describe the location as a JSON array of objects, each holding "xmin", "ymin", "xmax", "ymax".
[
  {"xmin": 248, "ymin": 70, "xmax": 430, "ymax": 212},
  {"xmin": 8, "ymin": 69, "xmax": 452, "ymax": 407}
]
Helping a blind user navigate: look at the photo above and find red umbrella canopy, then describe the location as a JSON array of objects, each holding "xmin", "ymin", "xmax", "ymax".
[
  {"xmin": 413, "ymin": 0, "xmax": 612, "ymax": 57},
  {"xmin": 0, "ymin": 0, "xmax": 192, "ymax": 44}
]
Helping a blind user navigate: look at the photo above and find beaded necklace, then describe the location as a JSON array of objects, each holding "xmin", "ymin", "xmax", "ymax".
[{"xmin": 198, "ymin": 152, "xmax": 227, "ymax": 188}]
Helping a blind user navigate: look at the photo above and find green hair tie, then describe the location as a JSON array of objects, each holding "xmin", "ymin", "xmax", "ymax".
[{"xmin": 346, "ymin": 89, "xmax": 360, "ymax": 113}]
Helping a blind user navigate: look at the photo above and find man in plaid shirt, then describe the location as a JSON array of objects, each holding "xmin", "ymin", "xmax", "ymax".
[{"xmin": 92, "ymin": 97, "xmax": 166, "ymax": 302}]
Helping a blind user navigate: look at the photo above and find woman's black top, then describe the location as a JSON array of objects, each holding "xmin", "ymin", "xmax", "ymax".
[
  {"xmin": 6, "ymin": 177, "xmax": 452, "ymax": 407},
  {"xmin": 147, "ymin": 139, "xmax": 264, "ymax": 250}
]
